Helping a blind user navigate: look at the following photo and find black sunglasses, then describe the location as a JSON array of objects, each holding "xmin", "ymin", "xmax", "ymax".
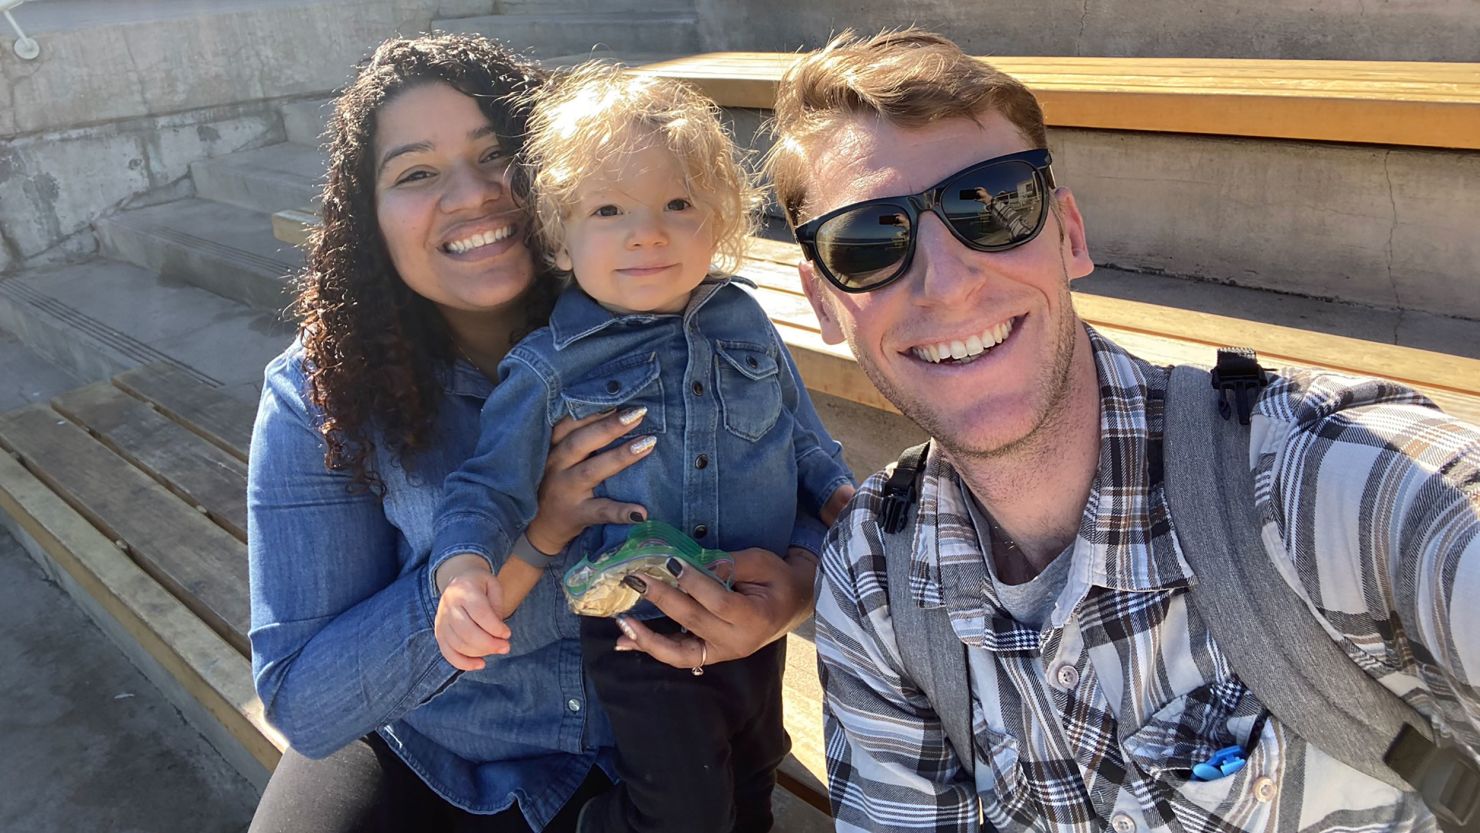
[{"xmin": 794, "ymin": 149, "xmax": 1056, "ymax": 293}]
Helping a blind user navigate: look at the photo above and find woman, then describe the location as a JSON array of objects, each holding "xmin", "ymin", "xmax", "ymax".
[{"xmin": 246, "ymin": 34, "xmax": 825, "ymax": 833}]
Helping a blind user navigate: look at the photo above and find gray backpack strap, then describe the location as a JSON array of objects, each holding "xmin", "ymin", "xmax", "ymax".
[
  {"xmin": 1164, "ymin": 357, "xmax": 1479, "ymax": 831},
  {"xmin": 881, "ymin": 442, "xmax": 977, "ymax": 781}
]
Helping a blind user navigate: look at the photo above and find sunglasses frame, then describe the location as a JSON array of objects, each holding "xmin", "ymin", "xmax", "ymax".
[{"xmin": 794, "ymin": 148, "xmax": 1056, "ymax": 294}]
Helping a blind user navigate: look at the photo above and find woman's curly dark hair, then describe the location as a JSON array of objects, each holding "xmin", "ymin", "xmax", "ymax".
[{"xmin": 294, "ymin": 34, "xmax": 557, "ymax": 494}]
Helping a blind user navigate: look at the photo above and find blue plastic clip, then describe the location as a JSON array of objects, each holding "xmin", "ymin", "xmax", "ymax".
[{"xmin": 1191, "ymin": 746, "xmax": 1247, "ymax": 781}]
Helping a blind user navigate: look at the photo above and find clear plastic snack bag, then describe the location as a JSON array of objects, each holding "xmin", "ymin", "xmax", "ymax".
[{"xmin": 562, "ymin": 521, "xmax": 734, "ymax": 617}]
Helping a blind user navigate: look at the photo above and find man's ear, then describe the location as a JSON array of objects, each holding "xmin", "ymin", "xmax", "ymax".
[
  {"xmin": 798, "ymin": 259, "xmax": 846, "ymax": 345},
  {"xmin": 1051, "ymin": 187, "xmax": 1094, "ymax": 281}
]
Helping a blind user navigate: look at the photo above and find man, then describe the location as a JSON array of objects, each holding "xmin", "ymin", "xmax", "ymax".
[{"xmin": 766, "ymin": 29, "xmax": 1480, "ymax": 832}]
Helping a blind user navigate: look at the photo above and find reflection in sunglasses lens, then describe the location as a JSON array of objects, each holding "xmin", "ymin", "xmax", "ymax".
[
  {"xmin": 817, "ymin": 204, "xmax": 912, "ymax": 289},
  {"xmin": 943, "ymin": 162, "xmax": 1041, "ymax": 248}
]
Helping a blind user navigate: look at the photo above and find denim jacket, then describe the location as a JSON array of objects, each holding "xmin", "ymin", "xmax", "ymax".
[
  {"xmin": 431, "ymin": 277, "xmax": 853, "ymax": 598},
  {"xmin": 248, "ymin": 342, "xmax": 615, "ymax": 826}
]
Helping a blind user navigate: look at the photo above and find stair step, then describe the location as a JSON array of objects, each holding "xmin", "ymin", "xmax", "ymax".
[
  {"xmin": 436, "ymin": 13, "xmax": 701, "ymax": 58},
  {"xmin": 280, "ymin": 97, "xmax": 334, "ymax": 147},
  {"xmin": 190, "ymin": 144, "xmax": 325, "ymax": 216},
  {"xmin": 95, "ymin": 199, "xmax": 303, "ymax": 313},
  {"xmin": 0, "ymin": 329, "xmax": 84, "ymax": 413},
  {"xmin": 0, "ymin": 258, "xmax": 292, "ymax": 403}
]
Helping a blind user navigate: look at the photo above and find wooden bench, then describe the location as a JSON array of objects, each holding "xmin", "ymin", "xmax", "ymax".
[
  {"xmin": 634, "ymin": 52, "xmax": 1480, "ymax": 150},
  {"xmin": 0, "ymin": 364, "xmax": 835, "ymax": 827}
]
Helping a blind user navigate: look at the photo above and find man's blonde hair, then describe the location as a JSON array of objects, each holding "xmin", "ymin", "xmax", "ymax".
[
  {"xmin": 522, "ymin": 61, "xmax": 759, "ymax": 277},
  {"xmin": 766, "ymin": 28, "xmax": 1048, "ymax": 226}
]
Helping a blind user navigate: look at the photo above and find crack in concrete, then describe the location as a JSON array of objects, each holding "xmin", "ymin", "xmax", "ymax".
[
  {"xmin": 1076, "ymin": 0, "xmax": 1091, "ymax": 56},
  {"xmin": 1382, "ymin": 149, "xmax": 1402, "ymax": 309},
  {"xmin": 117, "ymin": 28, "xmax": 153, "ymax": 118}
]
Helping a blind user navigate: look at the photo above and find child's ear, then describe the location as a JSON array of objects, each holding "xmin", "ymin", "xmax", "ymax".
[
  {"xmin": 798, "ymin": 259, "xmax": 845, "ymax": 345},
  {"xmin": 554, "ymin": 247, "xmax": 573, "ymax": 273}
]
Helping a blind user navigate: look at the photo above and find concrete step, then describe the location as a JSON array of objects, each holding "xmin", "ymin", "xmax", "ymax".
[
  {"xmin": 190, "ymin": 143, "xmax": 326, "ymax": 215},
  {"xmin": 494, "ymin": 0, "xmax": 696, "ymax": 13},
  {"xmin": 436, "ymin": 12, "xmax": 701, "ymax": 58},
  {"xmin": 280, "ymin": 97, "xmax": 333, "ymax": 147},
  {"xmin": 95, "ymin": 199, "xmax": 303, "ymax": 313},
  {"xmin": 0, "ymin": 258, "xmax": 293, "ymax": 405},
  {"xmin": 0, "ymin": 329, "xmax": 85, "ymax": 413}
]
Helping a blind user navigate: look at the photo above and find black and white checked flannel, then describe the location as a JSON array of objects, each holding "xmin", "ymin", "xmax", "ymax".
[{"xmin": 815, "ymin": 327, "xmax": 1480, "ymax": 832}]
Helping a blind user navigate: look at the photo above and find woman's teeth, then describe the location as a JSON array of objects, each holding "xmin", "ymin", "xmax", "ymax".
[
  {"xmin": 911, "ymin": 319, "xmax": 1014, "ymax": 363},
  {"xmin": 445, "ymin": 226, "xmax": 512, "ymax": 254}
]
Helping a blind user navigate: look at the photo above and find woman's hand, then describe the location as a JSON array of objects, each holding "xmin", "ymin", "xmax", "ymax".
[
  {"xmin": 613, "ymin": 546, "xmax": 819, "ymax": 669},
  {"xmin": 525, "ymin": 408, "xmax": 655, "ymax": 555}
]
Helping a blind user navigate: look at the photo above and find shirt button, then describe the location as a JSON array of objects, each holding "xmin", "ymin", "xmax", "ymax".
[
  {"xmin": 1053, "ymin": 663, "xmax": 1080, "ymax": 689},
  {"xmin": 1253, "ymin": 776, "xmax": 1277, "ymax": 803},
  {"xmin": 694, "ymin": 454, "xmax": 709, "ymax": 469},
  {"xmin": 691, "ymin": 381, "xmax": 704, "ymax": 396},
  {"xmin": 565, "ymin": 698, "xmax": 582, "ymax": 713},
  {"xmin": 692, "ymin": 524, "xmax": 708, "ymax": 539},
  {"xmin": 1111, "ymin": 813, "xmax": 1136, "ymax": 833},
  {"xmin": 606, "ymin": 380, "xmax": 621, "ymax": 393}
]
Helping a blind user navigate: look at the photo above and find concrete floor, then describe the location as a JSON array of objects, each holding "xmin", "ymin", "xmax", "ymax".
[{"xmin": 0, "ymin": 527, "xmax": 259, "ymax": 832}]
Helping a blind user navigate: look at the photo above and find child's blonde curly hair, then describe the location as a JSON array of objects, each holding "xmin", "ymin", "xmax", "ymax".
[{"xmin": 521, "ymin": 61, "xmax": 759, "ymax": 278}]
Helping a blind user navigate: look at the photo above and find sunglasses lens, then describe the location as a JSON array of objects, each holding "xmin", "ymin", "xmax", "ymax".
[
  {"xmin": 941, "ymin": 162, "xmax": 1044, "ymax": 249},
  {"xmin": 814, "ymin": 204, "xmax": 913, "ymax": 290}
]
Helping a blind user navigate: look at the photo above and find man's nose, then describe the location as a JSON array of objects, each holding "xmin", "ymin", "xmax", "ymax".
[{"xmin": 911, "ymin": 212, "xmax": 983, "ymax": 304}]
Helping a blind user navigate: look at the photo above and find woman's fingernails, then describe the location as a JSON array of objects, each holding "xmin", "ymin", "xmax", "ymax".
[
  {"xmin": 628, "ymin": 436, "xmax": 656, "ymax": 455},
  {"xmin": 665, "ymin": 557, "xmax": 683, "ymax": 578},
  {"xmin": 615, "ymin": 615, "xmax": 637, "ymax": 639},
  {"xmin": 621, "ymin": 575, "xmax": 648, "ymax": 594},
  {"xmin": 628, "ymin": 511, "xmax": 645, "ymax": 523},
  {"xmin": 618, "ymin": 406, "xmax": 647, "ymax": 426},
  {"xmin": 614, "ymin": 644, "xmax": 634, "ymax": 652}
]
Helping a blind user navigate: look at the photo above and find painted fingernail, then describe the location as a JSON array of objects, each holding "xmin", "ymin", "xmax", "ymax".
[
  {"xmin": 628, "ymin": 436, "xmax": 656, "ymax": 455},
  {"xmin": 614, "ymin": 644, "xmax": 634, "ymax": 652},
  {"xmin": 618, "ymin": 406, "xmax": 647, "ymax": 426},
  {"xmin": 665, "ymin": 557, "xmax": 683, "ymax": 578},
  {"xmin": 615, "ymin": 615, "xmax": 637, "ymax": 639},
  {"xmin": 621, "ymin": 575, "xmax": 648, "ymax": 594},
  {"xmin": 628, "ymin": 511, "xmax": 645, "ymax": 523}
]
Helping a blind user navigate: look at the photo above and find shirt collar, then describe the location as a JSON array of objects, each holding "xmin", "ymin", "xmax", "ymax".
[
  {"xmin": 911, "ymin": 325, "xmax": 1194, "ymax": 644},
  {"xmin": 547, "ymin": 275, "xmax": 749, "ymax": 350}
]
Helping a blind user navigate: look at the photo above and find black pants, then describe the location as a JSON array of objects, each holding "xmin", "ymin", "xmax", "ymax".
[
  {"xmin": 579, "ymin": 616, "xmax": 789, "ymax": 833},
  {"xmin": 248, "ymin": 732, "xmax": 611, "ymax": 833}
]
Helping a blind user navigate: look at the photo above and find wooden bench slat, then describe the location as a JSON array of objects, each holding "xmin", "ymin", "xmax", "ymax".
[
  {"xmin": 0, "ymin": 405, "xmax": 250, "ymax": 654},
  {"xmin": 51, "ymin": 382, "xmax": 249, "ymax": 541},
  {"xmin": 634, "ymin": 53, "xmax": 1480, "ymax": 149},
  {"xmin": 114, "ymin": 363, "xmax": 256, "ymax": 463}
]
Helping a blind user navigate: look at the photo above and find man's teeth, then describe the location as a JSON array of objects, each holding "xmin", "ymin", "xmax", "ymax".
[
  {"xmin": 445, "ymin": 226, "xmax": 513, "ymax": 254},
  {"xmin": 911, "ymin": 319, "xmax": 1014, "ymax": 363}
]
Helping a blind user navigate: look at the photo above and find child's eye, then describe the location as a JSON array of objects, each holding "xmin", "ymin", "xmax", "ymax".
[
  {"xmin": 593, "ymin": 204, "xmax": 622, "ymax": 217},
  {"xmin": 666, "ymin": 198, "xmax": 693, "ymax": 211}
]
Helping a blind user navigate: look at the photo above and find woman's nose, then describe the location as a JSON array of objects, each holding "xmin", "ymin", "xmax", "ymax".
[{"xmin": 441, "ymin": 161, "xmax": 507, "ymax": 212}]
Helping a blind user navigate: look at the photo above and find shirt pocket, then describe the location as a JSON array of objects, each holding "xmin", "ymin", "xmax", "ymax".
[
  {"xmin": 714, "ymin": 340, "xmax": 782, "ymax": 442},
  {"xmin": 1120, "ymin": 677, "xmax": 1278, "ymax": 819},
  {"xmin": 560, "ymin": 352, "xmax": 667, "ymax": 436},
  {"xmin": 974, "ymin": 727, "xmax": 1044, "ymax": 830}
]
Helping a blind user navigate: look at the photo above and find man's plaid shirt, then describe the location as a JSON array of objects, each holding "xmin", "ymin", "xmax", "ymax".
[{"xmin": 814, "ymin": 328, "xmax": 1480, "ymax": 832}]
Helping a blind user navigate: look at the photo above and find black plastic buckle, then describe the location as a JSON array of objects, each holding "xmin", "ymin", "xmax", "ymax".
[
  {"xmin": 880, "ymin": 484, "xmax": 912, "ymax": 534},
  {"xmin": 1385, "ymin": 723, "xmax": 1480, "ymax": 830},
  {"xmin": 1210, "ymin": 347, "xmax": 1268, "ymax": 426},
  {"xmin": 880, "ymin": 442, "xmax": 930, "ymax": 534}
]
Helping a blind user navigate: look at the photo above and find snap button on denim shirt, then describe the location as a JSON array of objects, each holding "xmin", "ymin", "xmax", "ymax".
[
  {"xmin": 431, "ymin": 277, "xmax": 853, "ymax": 597},
  {"xmin": 248, "ymin": 343, "xmax": 614, "ymax": 825}
]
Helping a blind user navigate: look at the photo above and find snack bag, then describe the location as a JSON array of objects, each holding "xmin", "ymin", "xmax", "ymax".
[{"xmin": 562, "ymin": 521, "xmax": 734, "ymax": 616}]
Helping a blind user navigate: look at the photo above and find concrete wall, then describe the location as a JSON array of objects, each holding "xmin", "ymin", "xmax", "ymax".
[
  {"xmin": 0, "ymin": 0, "xmax": 493, "ymax": 274},
  {"xmin": 696, "ymin": 0, "xmax": 1480, "ymax": 62}
]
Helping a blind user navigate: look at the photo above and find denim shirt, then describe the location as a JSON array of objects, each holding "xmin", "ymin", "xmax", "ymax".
[
  {"xmin": 247, "ymin": 342, "xmax": 615, "ymax": 826},
  {"xmin": 431, "ymin": 277, "xmax": 853, "ymax": 597}
]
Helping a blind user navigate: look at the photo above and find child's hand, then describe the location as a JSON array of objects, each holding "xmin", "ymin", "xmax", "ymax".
[
  {"xmin": 434, "ymin": 554, "xmax": 512, "ymax": 671},
  {"xmin": 821, "ymin": 483, "xmax": 857, "ymax": 527}
]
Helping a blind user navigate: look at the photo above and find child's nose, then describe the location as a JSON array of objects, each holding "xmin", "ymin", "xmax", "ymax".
[{"xmin": 625, "ymin": 213, "xmax": 667, "ymax": 247}]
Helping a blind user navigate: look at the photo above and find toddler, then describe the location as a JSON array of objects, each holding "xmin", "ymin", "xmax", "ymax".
[{"xmin": 428, "ymin": 63, "xmax": 853, "ymax": 833}]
